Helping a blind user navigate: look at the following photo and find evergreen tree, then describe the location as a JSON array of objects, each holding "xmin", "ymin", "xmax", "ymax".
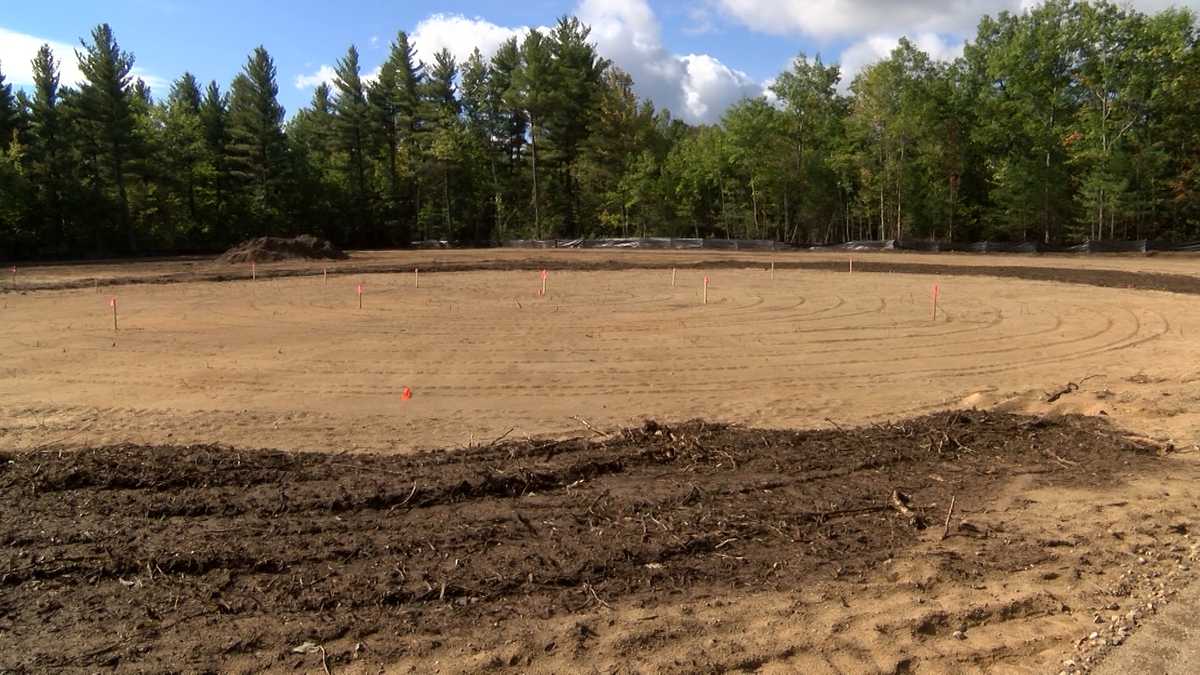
[
  {"xmin": 0, "ymin": 60, "xmax": 17, "ymax": 148},
  {"xmin": 198, "ymin": 81, "xmax": 231, "ymax": 239},
  {"xmin": 545, "ymin": 16, "xmax": 608, "ymax": 235},
  {"xmin": 75, "ymin": 23, "xmax": 138, "ymax": 250},
  {"xmin": 368, "ymin": 31, "xmax": 422, "ymax": 242},
  {"xmin": 332, "ymin": 45, "xmax": 373, "ymax": 242},
  {"xmin": 420, "ymin": 48, "xmax": 461, "ymax": 238},
  {"xmin": 161, "ymin": 73, "xmax": 208, "ymax": 238},
  {"xmin": 25, "ymin": 47, "xmax": 71, "ymax": 250},
  {"xmin": 506, "ymin": 30, "xmax": 556, "ymax": 238},
  {"xmin": 226, "ymin": 46, "xmax": 287, "ymax": 236},
  {"xmin": 288, "ymin": 84, "xmax": 339, "ymax": 240}
]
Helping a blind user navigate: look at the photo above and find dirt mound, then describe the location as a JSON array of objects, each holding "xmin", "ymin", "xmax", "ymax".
[
  {"xmin": 217, "ymin": 235, "xmax": 346, "ymax": 264},
  {"xmin": 0, "ymin": 411, "xmax": 1161, "ymax": 672}
]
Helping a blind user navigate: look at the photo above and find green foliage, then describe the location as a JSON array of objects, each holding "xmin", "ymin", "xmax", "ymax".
[
  {"xmin": 226, "ymin": 46, "xmax": 287, "ymax": 237},
  {"xmin": 3, "ymin": 5, "xmax": 1200, "ymax": 260}
]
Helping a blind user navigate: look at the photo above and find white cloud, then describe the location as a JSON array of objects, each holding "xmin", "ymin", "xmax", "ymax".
[
  {"xmin": 720, "ymin": 0, "xmax": 1200, "ymax": 84},
  {"xmin": 577, "ymin": 0, "xmax": 762, "ymax": 123},
  {"xmin": 295, "ymin": 15, "xmax": 530, "ymax": 94},
  {"xmin": 716, "ymin": 0, "xmax": 1031, "ymax": 38},
  {"xmin": 293, "ymin": 62, "xmax": 382, "ymax": 92},
  {"xmin": 410, "ymin": 14, "xmax": 530, "ymax": 67},
  {"xmin": 838, "ymin": 32, "xmax": 965, "ymax": 87},
  {"xmin": 682, "ymin": 7, "xmax": 718, "ymax": 36},
  {"xmin": 294, "ymin": 64, "xmax": 336, "ymax": 90},
  {"xmin": 717, "ymin": 0, "xmax": 1200, "ymax": 38},
  {"xmin": 0, "ymin": 27, "xmax": 85, "ymax": 87},
  {"xmin": 292, "ymin": 2, "xmax": 763, "ymax": 123},
  {"xmin": 0, "ymin": 26, "xmax": 167, "ymax": 95},
  {"xmin": 677, "ymin": 54, "xmax": 761, "ymax": 121}
]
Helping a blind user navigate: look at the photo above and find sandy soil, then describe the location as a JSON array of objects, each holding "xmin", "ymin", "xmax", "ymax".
[
  {"xmin": 2, "ymin": 250, "xmax": 1199, "ymax": 454},
  {"xmin": 3, "ymin": 249, "xmax": 1200, "ymax": 673}
]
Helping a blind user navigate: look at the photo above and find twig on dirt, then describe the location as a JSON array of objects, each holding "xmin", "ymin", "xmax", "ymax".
[
  {"xmin": 714, "ymin": 537, "xmax": 739, "ymax": 550},
  {"xmin": 587, "ymin": 491, "xmax": 611, "ymax": 520},
  {"xmin": 486, "ymin": 427, "xmax": 515, "ymax": 448},
  {"xmin": 941, "ymin": 495, "xmax": 956, "ymax": 541},
  {"xmin": 1044, "ymin": 450, "xmax": 1079, "ymax": 468},
  {"xmin": 716, "ymin": 449, "xmax": 738, "ymax": 470},
  {"xmin": 319, "ymin": 645, "xmax": 332, "ymax": 675},
  {"xmin": 890, "ymin": 490, "xmax": 915, "ymax": 518},
  {"xmin": 585, "ymin": 583, "xmax": 612, "ymax": 610},
  {"xmin": 329, "ymin": 461, "xmax": 408, "ymax": 477},
  {"xmin": 570, "ymin": 416, "xmax": 608, "ymax": 438},
  {"xmin": 386, "ymin": 483, "xmax": 418, "ymax": 514},
  {"xmin": 28, "ymin": 424, "xmax": 95, "ymax": 452},
  {"xmin": 824, "ymin": 418, "xmax": 845, "ymax": 432},
  {"xmin": 514, "ymin": 511, "xmax": 538, "ymax": 535},
  {"xmin": 798, "ymin": 505, "xmax": 890, "ymax": 520},
  {"xmin": 1046, "ymin": 374, "xmax": 1101, "ymax": 403},
  {"xmin": 767, "ymin": 523, "xmax": 795, "ymax": 542}
]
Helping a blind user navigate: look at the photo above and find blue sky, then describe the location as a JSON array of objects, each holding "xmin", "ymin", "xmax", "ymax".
[{"xmin": 3, "ymin": 1, "xmax": 1198, "ymax": 123}]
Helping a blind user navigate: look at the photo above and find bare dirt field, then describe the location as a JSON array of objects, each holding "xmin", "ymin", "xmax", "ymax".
[{"xmin": 2, "ymin": 249, "xmax": 1200, "ymax": 673}]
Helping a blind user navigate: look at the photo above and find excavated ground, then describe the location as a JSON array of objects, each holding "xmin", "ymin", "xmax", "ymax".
[{"xmin": 0, "ymin": 411, "xmax": 1166, "ymax": 673}]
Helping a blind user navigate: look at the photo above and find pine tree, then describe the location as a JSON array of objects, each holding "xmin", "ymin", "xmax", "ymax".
[
  {"xmin": 507, "ymin": 30, "xmax": 556, "ymax": 238},
  {"xmin": 199, "ymin": 81, "xmax": 230, "ymax": 239},
  {"xmin": 162, "ymin": 73, "xmax": 207, "ymax": 235},
  {"xmin": 226, "ymin": 46, "xmax": 287, "ymax": 236},
  {"xmin": 421, "ymin": 48, "xmax": 460, "ymax": 238},
  {"xmin": 368, "ymin": 31, "xmax": 422, "ymax": 241},
  {"xmin": 27, "ymin": 45, "xmax": 71, "ymax": 249},
  {"xmin": 75, "ymin": 24, "xmax": 138, "ymax": 250},
  {"xmin": 0, "ymin": 60, "xmax": 18, "ymax": 148},
  {"xmin": 546, "ymin": 16, "xmax": 609, "ymax": 234},
  {"xmin": 287, "ymin": 84, "xmax": 339, "ymax": 240},
  {"xmin": 332, "ymin": 45, "xmax": 373, "ymax": 242}
]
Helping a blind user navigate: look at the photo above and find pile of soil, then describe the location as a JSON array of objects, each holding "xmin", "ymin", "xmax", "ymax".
[
  {"xmin": 0, "ymin": 411, "xmax": 1159, "ymax": 672},
  {"xmin": 216, "ymin": 235, "xmax": 346, "ymax": 264}
]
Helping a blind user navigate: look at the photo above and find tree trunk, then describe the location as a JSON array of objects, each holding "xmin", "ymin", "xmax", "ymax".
[
  {"xmin": 113, "ymin": 153, "xmax": 133, "ymax": 251},
  {"xmin": 443, "ymin": 163, "xmax": 451, "ymax": 238},
  {"xmin": 530, "ymin": 116, "xmax": 541, "ymax": 240}
]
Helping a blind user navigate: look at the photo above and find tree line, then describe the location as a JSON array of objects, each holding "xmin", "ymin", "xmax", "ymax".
[{"xmin": 2, "ymin": 1, "xmax": 1200, "ymax": 259}]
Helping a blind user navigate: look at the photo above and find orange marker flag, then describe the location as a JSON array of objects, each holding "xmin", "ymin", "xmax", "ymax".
[
  {"xmin": 401, "ymin": 387, "xmax": 413, "ymax": 401},
  {"xmin": 357, "ymin": 283, "xmax": 363, "ymax": 309}
]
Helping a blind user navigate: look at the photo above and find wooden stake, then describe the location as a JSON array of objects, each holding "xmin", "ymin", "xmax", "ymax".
[
  {"xmin": 415, "ymin": 267, "xmax": 420, "ymax": 288},
  {"xmin": 931, "ymin": 283, "xmax": 940, "ymax": 321},
  {"xmin": 110, "ymin": 297, "xmax": 118, "ymax": 332},
  {"xmin": 540, "ymin": 269, "xmax": 548, "ymax": 297},
  {"xmin": 941, "ymin": 495, "xmax": 956, "ymax": 541},
  {"xmin": 770, "ymin": 260, "xmax": 775, "ymax": 279},
  {"xmin": 323, "ymin": 267, "xmax": 327, "ymax": 285},
  {"xmin": 251, "ymin": 261, "xmax": 256, "ymax": 281},
  {"xmin": 357, "ymin": 283, "xmax": 363, "ymax": 309},
  {"xmin": 703, "ymin": 275, "xmax": 709, "ymax": 305},
  {"xmin": 671, "ymin": 268, "xmax": 677, "ymax": 287},
  {"xmin": 849, "ymin": 257, "xmax": 853, "ymax": 274}
]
